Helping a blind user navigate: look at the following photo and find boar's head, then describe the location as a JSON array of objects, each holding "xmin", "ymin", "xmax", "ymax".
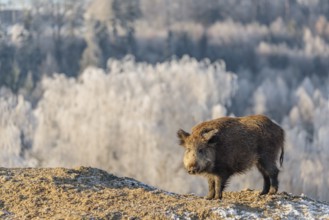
[{"xmin": 177, "ymin": 128, "xmax": 218, "ymax": 174}]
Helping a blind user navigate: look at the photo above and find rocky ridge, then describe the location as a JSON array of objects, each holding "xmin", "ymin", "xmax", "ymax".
[{"xmin": 0, "ymin": 167, "xmax": 328, "ymax": 219}]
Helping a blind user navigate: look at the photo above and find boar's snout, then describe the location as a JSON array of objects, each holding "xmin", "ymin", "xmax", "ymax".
[
  {"xmin": 187, "ymin": 166, "xmax": 198, "ymax": 174},
  {"xmin": 186, "ymin": 163, "xmax": 199, "ymax": 174}
]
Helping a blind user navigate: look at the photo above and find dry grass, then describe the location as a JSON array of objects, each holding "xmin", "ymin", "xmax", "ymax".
[{"xmin": 0, "ymin": 167, "xmax": 326, "ymax": 219}]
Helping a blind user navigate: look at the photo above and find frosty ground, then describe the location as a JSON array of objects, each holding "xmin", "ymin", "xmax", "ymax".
[{"xmin": 0, "ymin": 167, "xmax": 328, "ymax": 219}]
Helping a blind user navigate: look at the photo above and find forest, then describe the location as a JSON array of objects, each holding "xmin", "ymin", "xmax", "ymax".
[{"xmin": 0, "ymin": 0, "xmax": 328, "ymax": 201}]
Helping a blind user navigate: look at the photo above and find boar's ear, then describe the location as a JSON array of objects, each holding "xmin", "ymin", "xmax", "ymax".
[
  {"xmin": 177, "ymin": 129, "xmax": 190, "ymax": 147},
  {"xmin": 202, "ymin": 128, "xmax": 219, "ymax": 144}
]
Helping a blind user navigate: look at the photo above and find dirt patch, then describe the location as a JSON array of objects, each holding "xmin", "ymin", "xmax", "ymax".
[{"xmin": 0, "ymin": 167, "xmax": 328, "ymax": 219}]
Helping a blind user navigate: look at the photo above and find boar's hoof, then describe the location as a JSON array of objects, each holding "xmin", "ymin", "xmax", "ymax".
[
  {"xmin": 258, "ymin": 191, "xmax": 267, "ymax": 196},
  {"xmin": 213, "ymin": 194, "xmax": 222, "ymax": 200},
  {"xmin": 205, "ymin": 195, "xmax": 214, "ymax": 200},
  {"xmin": 268, "ymin": 187, "xmax": 278, "ymax": 195},
  {"xmin": 259, "ymin": 191, "xmax": 268, "ymax": 196}
]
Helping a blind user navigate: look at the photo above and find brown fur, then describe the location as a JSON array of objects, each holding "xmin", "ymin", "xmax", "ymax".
[{"xmin": 177, "ymin": 115, "xmax": 284, "ymax": 200}]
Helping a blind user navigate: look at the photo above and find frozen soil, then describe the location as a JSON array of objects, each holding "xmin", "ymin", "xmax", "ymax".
[{"xmin": 0, "ymin": 167, "xmax": 328, "ymax": 219}]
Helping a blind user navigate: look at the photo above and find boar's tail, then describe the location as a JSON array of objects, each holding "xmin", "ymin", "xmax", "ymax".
[
  {"xmin": 279, "ymin": 145, "xmax": 284, "ymax": 167},
  {"xmin": 279, "ymin": 129, "xmax": 285, "ymax": 167}
]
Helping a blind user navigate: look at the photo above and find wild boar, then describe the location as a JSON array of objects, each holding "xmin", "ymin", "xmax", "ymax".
[{"xmin": 177, "ymin": 114, "xmax": 284, "ymax": 200}]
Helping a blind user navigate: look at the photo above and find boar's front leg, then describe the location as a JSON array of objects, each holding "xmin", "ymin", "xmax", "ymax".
[
  {"xmin": 205, "ymin": 176, "xmax": 215, "ymax": 200},
  {"xmin": 214, "ymin": 174, "xmax": 230, "ymax": 200}
]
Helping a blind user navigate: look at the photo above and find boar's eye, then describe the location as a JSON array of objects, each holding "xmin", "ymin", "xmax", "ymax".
[{"xmin": 198, "ymin": 148, "xmax": 204, "ymax": 154}]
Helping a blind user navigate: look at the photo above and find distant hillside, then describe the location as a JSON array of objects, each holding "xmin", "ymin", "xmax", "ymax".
[{"xmin": 0, "ymin": 167, "xmax": 328, "ymax": 219}]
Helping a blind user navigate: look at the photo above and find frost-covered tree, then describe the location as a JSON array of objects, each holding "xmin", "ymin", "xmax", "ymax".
[
  {"xmin": 80, "ymin": 20, "xmax": 104, "ymax": 70},
  {"xmin": 0, "ymin": 90, "xmax": 36, "ymax": 167},
  {"xmin": 112, "ymin": 0, "xmax": 141, "ymax": 53}
]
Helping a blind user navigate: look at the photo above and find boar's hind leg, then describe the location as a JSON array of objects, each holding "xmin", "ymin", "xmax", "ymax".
[
  {"xmin": 256, "ymin": 162, "xmax": 271, "ymax": 195},
  {"xmin": 257, "ymin": 159, "xmax": 279, "ymax": 195},
  {"xmin": 205, "ymin": 177, "xmax": 215, "ymax": 200},
  {"xmin": 268, "ymin": 166, "xmax": 279, "ymax": 194}
]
